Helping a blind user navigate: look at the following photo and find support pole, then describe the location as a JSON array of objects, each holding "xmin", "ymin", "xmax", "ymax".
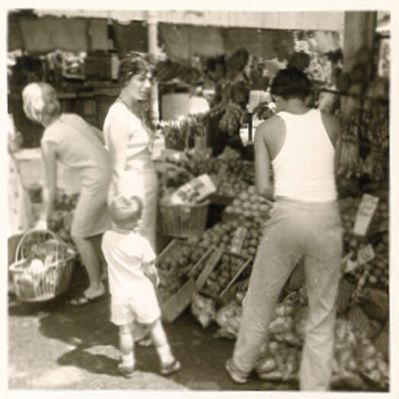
[
  {"xmin": 147, "ymin": 11, "xmax": 160, "ymax": 126},
  {"xmin": 343, "ymin": 11, "xmax": 377, "ymax": 72}
]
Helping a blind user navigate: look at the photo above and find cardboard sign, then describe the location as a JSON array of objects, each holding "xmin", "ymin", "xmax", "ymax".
[
  {"xmin": 353, "ymin": 194, "xmax": 379, "ymax": 236},
  {"xmin": 230, "ymin": 227, "xmax": 248, "ymax": 254},
  {"xmin": 170, "ymin": 174, "xmax": 217, "ymax": 205},
  {"xmin": 345, "ymin": 259, "xmax": 359, "ymax": 274}
]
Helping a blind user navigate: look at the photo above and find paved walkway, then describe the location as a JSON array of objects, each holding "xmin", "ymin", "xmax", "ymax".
[{"xmin": 8, "ymin": 268, "xmax": 293, "ymax": 391}]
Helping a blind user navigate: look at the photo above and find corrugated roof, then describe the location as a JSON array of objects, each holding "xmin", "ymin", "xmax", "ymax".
[{"xmin": 32, "ymin": 9, "xmax": 345, "ymax": 31}]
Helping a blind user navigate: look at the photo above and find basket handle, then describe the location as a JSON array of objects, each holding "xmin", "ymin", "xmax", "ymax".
[{"xmin": 15, "ymin": 228, "xmax": 65, "ymax": 263}]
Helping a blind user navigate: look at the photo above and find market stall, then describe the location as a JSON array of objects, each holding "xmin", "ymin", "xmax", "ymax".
[{"xmin": 7, "ymin": 9, "xmax": 390, "ymax": 392}]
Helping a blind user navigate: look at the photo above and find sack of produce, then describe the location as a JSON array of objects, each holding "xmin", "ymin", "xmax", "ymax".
[
  {"xmin": 215, "ymin": 301, "xmax": 242, "ymax": 339},
  {"xmin": 191, "ymin": 293, "xmax": 217, "ymax": 328}
]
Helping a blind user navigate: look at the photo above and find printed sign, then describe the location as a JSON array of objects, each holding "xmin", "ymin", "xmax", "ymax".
[
  {"xmin": 230, "ymin": 227, "xmax": 248, "ymax": 254},
  {"xmin": 170, "ymin": 174, "xmax": 217, "ymax": 205},
  {"xmin": 353, "ymin": 194, "xmax": 379, "ymax": 236}
]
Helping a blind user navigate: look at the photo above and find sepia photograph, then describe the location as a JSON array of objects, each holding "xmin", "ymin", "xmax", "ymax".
[{"xmin": 3, "ymin": 1, "xmax": 397, "ymax": 397}]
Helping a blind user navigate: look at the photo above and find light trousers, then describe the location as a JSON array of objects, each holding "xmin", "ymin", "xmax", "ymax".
[{"xmin": 233, "ymin": 197, "xmax": 343, "ymax": 391}]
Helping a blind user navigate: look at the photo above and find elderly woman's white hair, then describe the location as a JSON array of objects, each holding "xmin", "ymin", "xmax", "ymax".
[{"xmin": 22, "ymin": 82, "xmax": 61, "ymax": 125}]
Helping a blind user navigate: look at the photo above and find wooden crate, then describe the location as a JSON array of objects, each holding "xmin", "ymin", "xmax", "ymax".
[
  {"xmin": 156, "ymin": 239, "xmax": 216, "ymax": 323},
  {"xmin": 200, "ymin": 251, "xmax": 251, "ymax": 303}
]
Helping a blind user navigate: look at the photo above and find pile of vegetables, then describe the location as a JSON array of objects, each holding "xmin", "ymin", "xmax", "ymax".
[
  {"xmin": 161, "ymin": 113, "xmax": 208, "ymax": 152},
  {"xmin": 255, "ymin": 307, "xmax": 389, "ymax": 389}
]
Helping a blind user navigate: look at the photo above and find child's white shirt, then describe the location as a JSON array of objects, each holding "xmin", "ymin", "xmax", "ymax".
[{"xmin": 102, "ymin": 229, "xmax": 156, "ymax": 302}]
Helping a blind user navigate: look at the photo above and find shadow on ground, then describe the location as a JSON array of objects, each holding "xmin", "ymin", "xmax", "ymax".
[{"xmin": 9, "ymin": 265, "xmax": 294, "ymax": 390}]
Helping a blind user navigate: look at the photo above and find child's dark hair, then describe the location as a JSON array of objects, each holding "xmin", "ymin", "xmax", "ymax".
[{"xmin": 270, "ymin": 68, "xmax": 312, "ymax": 100}]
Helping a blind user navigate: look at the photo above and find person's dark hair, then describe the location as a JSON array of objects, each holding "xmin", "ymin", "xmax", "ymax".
[
  {"xmin": 118, "ymin": 52, "xmax": 154, "ymax": 86},
  {"xmin": 270, "ymin": 68, "xmax": 312, "ymax": 100}
]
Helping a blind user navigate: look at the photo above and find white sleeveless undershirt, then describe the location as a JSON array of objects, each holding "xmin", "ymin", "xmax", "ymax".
[{"xmin": 272, "ymin": 109, "xmax": 337, "ymax": 202}]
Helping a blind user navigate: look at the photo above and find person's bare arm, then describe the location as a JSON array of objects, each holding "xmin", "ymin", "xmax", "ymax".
[
  {"xmin": 38, "ymin": 141, "xmax": 58, "ymax": 228},
  {"xmin": 321, "ymin": 112, "xmax": 342, "ymax": 176},
  {"xmin": 254, "ymin": 121, "xmax": 274, "ymax": 201}
]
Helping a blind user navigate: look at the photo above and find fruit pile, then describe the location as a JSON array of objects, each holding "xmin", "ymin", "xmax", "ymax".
[
  {"xmin": 156, "ymin": 241, "xmax": 209, "ymax": 303},
  {"xmin": 217, "ymin": 177, "xmax": 250, "ymax": 198},
  {"xmin": 224, "ymin": 185, "xmax": 271, "ymax": 220},
  {"xmin": 200, "ymin": 253, "xmax": 248, "ymax": 298},
  {"xmin": 188, "ymin": 218, "xmax": 264, "ymax": 260}
]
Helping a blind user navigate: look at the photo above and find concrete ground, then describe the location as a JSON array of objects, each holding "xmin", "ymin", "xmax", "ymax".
[{"xmin": 8, "ymin": 266, "xmax": 294, "ymax": 392}]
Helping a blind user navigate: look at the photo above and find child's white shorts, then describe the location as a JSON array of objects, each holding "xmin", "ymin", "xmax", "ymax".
[{"xmin": 110, "ymin": 287, "xmax": 161, "ymax": 326}]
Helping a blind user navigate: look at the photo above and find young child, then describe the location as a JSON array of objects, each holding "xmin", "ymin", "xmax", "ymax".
[{"xmin": 101, "ymin": 194, "xmax": 181, "ymax": 377}]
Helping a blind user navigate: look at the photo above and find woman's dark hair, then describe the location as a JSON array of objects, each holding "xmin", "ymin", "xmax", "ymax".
[
  {"xmin": 118, "ymin": 52, "xmax": 154, "ymax": 86},
  {"xmin": 270, "ymin": 68, "xmax": 312, "ymax": 100}
]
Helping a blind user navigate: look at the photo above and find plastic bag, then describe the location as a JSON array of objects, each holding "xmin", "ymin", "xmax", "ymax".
[{"xmin": 191, "ymin": 293, "xmax": 217, "ymax": 328}]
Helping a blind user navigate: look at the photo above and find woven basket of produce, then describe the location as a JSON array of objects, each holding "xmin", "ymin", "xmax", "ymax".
[
  {"xmin": 9, "ymin": 229, "xmax": 76, "ymax": 302},
  {"xmin": 159, "ymin": 200, "xmax": 209, "ymax": 238}
]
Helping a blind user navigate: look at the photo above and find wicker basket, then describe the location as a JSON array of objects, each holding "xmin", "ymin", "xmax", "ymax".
[
  {"xmin": 159, "ymin": 200, "xmax": 209, "ymax": 238},
  {"xmin": 9, "ymin": 229, "xmax": 76, "ymax": 302}
]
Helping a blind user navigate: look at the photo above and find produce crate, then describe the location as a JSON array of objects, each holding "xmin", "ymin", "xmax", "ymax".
[
  {"xmin": 200, "ymin": 251, "xmax": 251, "ymax": 303},
  {"xmin": 221, "ymin": 277, "xmax": 250, "ymax": 305},
  {"xmin": 155, "ymin": 238, "xmax": 212, "ymax": 277},
  {"xmin": 156, "ymin": 239, "xmax": 215, "ymax": 323},
  {"xmin": 159, "ymin": 201, "xmax": 209, "ymax": 238}
]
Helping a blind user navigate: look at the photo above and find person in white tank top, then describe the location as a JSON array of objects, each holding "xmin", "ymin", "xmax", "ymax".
[{"xmin": 227, "ymin": 68, "xmax": 343, "ymax": 391}]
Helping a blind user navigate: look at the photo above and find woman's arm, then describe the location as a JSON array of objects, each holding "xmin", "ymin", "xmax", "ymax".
[
  {"xmin": 106, "ymin": 116, "xmax": 130, "ymax": 189},
  {"xmin": 254, "ymin": 122, "xmax": 274, "ymax": 201},
  {"xmin": 38, "ymin": 141, "xmax": 58, "ymax": 228}
]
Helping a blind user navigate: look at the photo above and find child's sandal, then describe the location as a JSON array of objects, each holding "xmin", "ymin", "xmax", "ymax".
[
  {"xmin": 118, "ymin": 363, "xmax": 136, "ymax": 378},
  {"xmin": 160, "ymin": 359, "xmax": 181, "ymax": 375}
]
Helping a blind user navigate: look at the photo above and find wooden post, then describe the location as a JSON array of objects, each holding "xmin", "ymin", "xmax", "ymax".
[
  {"xmin": 147, "ymin": 11, "xmax": 160, "ymax": 126},
  {"xmin": 343, "ymin": 11, "xmax": 377, "ymax": 72}
]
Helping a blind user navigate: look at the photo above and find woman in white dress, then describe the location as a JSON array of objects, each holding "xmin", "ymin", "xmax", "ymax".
[{"xmin": 103, "ymin": 53, "xmax": 158, "ymax": 251}]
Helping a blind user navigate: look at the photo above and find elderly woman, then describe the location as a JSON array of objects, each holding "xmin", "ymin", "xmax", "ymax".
[
  {"xmin": 103, "ymin": 53, "xmax": 158, "ymax": 250},
  {"xmin": 22, "ymin": 82, "xmax": 111, "ymax": 305}
]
